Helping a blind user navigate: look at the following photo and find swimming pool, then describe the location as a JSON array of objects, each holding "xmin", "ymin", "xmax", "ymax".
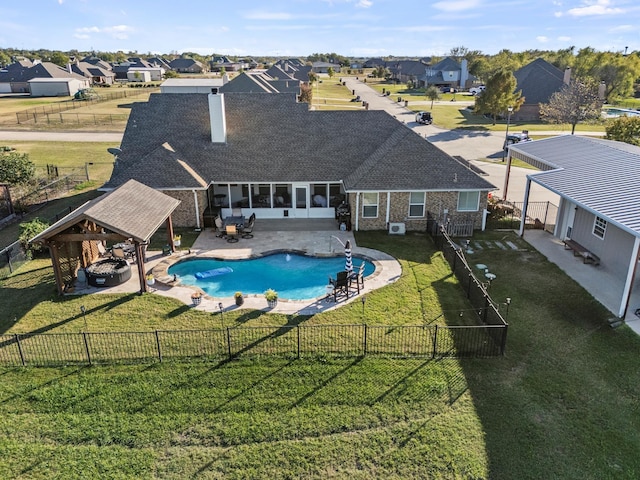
[
  {"xmin": 602, "ymin": 108, "xmax": 640, "ymax": 118},
  {"xmin": 168, "ymin": 252, "xmax": 375, "ymax": 300}
]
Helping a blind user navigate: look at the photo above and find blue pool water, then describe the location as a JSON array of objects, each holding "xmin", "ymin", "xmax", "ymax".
[{"xmin": 168, "ymin": 253, "xmax": 375, "ymax": 300}]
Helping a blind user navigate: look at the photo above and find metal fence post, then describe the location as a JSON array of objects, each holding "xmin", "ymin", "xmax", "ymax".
[
  {"xmin": 82, "ymin": 332, "xmax": 92, "ymax": 365},
  {"xmin": 15, "ymin": 334, "xmax": 25, "ymax": 366},
  {"xmin": 297, "ymin": 325, "xmax": 301, "ymax": 359},
  {"xmin": 363, "ymin": 324, "xmax": 367, "ymax": 356},
  {"xmin": 155, "ymin": 330, "xmax": 162, "ymax": 362},
  {"xmin": 483, "ymin": 295, "xmax": 490, "ymax": 324},
  {"xmin": 432, "ymin": 325, "xmax": 438, "ymax": 358},
  {"xmin": 226, "ymin": 327, "xmax": 232, "ymax": 358},
  {"xmin": 500, "ymin": 324, "xmax": 508, "ymax": 355}
]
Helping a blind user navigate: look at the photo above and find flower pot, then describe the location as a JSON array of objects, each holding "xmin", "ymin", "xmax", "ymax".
[
  {"xmin": 191, "ymin": 295, "xmax": 202, "ymax": 306},
  {"xmin": 267, "ymin": 299, "xmax": 277, "ymax": 309},
  {"xmin": 235, "ymin": 296, "xmax": 244, "ymax": 306},
  {"xmin": 146, "ymin": 277, "xmax": 155, "ymax": 286}
]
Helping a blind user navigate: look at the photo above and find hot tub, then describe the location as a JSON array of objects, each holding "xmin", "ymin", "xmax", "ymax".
[{"xmin": 85, "ymin": 258, "xmax": 132, "ymax": 287}]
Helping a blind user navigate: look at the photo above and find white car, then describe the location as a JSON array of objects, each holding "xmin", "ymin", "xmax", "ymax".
[{"xmin": 469, "ymin": 85, "xmax": 485, "ymax": 95}]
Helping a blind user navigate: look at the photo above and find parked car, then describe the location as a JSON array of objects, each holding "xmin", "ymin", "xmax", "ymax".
[
  {"xmin": 469, "ymin": 85, "xmax": 486, "ymax": 95},
  {"xmin": 503, "ymin": 131, "xmax": 531, "ymax": 150},
  {"xmin": 440, "ymin": 86, "xmax": 458, "ymax": 93},
  {"xmin": 415, "ymin": 111, "xmax": 433, "ymax": 125}
]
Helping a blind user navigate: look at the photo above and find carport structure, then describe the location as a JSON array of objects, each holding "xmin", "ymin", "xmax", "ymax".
[{"xmin": 32, "ymin": 180, "xmax": 180, "ymax": 295}]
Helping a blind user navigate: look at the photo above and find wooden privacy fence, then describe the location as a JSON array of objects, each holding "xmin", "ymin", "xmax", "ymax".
[{"xmin": 0, "ymin": 323, "xmax": 507, "ymax": 366}]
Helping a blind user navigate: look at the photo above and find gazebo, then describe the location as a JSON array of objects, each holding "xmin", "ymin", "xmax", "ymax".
[{"xmin": 32, "ymin": 180, "xmax": 181, "ymax": 295}]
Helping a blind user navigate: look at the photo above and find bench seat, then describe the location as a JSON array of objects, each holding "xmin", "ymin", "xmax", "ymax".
[{"xmin": 563, "ymin": 238, "xmax": 600, "ymax": 265}]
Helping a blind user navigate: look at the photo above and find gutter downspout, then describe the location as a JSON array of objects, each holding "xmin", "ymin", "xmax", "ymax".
[
  {"xmin": 385, "ymin": 192, "xmax": 391, "ymax": 227},
  {"xmin": 193, "ymin": 189, "xmax": 201, "ymax": 229},
  {"xmin": 355, "ymin": 192, "xmax": 360, "ymax": 232},
  {"xmin": 503, "ymin": 151, "xmax": 512, "ymax": 200}
]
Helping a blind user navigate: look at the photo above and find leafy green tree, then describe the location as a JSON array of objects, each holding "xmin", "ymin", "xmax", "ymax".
[
  {"xmin": 474, "ymin": 70, "xmax": 524, "ymax": 125},
  {"xmin": 164, "ymin": 69, "xmax": 179, "ymax": 78},
  {"xmin": 50, "ymin": 51, "xmax": 69, "ymax": 67},
  {"xmin": 19, "ymin": 218, "xmax": 49, "ymax": 255},
  {"xmin": 605, "ymin": 116, "xmax": 640, "ymax": 146},
  {"xmin": 0, "ymin": 51, "xmax": 11, "ymax": 66},
  {"xmin": 0, "ymin": 150, "xmax": 35, "ymax": 185},
  {"xmin": 425, "ymin": 85, "xmax": 440, "ymax": 108},
  {"xmin": 307, "ymin": 71, "xmax": 318, "ymax": 83},
  {"xmin": 327, "ymin": 67, "xmax": 335, "ymax": 78},
  {"xmin": 539, "ymin": 78, "xmax": 602, "ymax": 134}
]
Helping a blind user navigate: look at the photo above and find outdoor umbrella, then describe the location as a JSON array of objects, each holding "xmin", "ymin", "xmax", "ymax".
[{"xmin": 344, "ymin": 240, "xmax": 353, "ymax": 274}]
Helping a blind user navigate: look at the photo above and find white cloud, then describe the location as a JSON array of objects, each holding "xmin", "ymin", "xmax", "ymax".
[
  {"xmin": 74, "ymin": 25, "xmax": 133, "ymax": 40},
  {"xmin": 609, "ymin": 24, "xmax": 633, "ymax": 32},
  {"xmin": 558, "ymin": 35, "xmax": 572, "ymax": 41},
  {"xmin": 537, "ymin": 36, "xmax": 549, "ymax": 42},
  {"xmin": 433, "ymin": 0, "xmax": 481, "ymax": 12},
  {"xmin": 356, "ymin": 0, "xmax": 373, "ymax": 7},
  {"xmin": 74, "ymin": 34, "xmax": 89, "ymax": 39},
  {"xmin": 566, "ymin": 0, "xmax": 623, "ymax": 16}
]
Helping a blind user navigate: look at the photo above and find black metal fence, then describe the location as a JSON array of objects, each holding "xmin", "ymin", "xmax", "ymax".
[
  {"xmin": 0, "ymin": 322, "xmax": 506, "ymax": 366},
  {"xmin": 428, "ymin": 225, "xmax": 509, "ymax": 351},
  {"xmin": 0, "ymin": 240, "xmax": 27, "ymax": 279},
  {"xmin": 12, "ymin": 167, "xmax": 89, "ymax": 216}
]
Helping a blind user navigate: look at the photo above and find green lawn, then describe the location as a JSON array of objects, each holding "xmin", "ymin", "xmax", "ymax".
[{"xmin": 1, "ymin": 230, "xmax": 640, "ymax": 478}]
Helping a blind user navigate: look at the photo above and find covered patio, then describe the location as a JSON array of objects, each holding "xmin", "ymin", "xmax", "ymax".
[{"xmin": 32, "ymin": 180, "xmax": 180, "ymax": 295}]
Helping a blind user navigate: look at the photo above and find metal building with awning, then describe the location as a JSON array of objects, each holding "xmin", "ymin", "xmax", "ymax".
[
  {"xmin": 504, "ymin": 135, "xmax": 640, "ymax": 319},
  {"xmin": 32, "ymin": 179, "xmax": 180, "ymax": 295}
]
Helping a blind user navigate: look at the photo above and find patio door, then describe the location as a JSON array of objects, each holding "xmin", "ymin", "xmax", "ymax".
[{"xmin": 293, "ymin": 184, "xmax": 308, "ymax": 218}]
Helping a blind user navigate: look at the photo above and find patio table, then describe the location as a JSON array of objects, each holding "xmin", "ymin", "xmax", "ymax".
[{"xmin": 224, "ymin": 216, "xmax": 245, "ymax": 228}]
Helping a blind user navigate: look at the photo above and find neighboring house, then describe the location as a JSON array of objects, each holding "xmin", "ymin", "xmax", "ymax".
[
  {"xmin": 169, "ymin": 58, "xmax": 205, "ymax": 73},
  {"xmin": 112, "ymin": 58, "xmax": 156, "ymax": 80},
  {"xmin": 363, "ymin": 58, "xmax": 386, "ymax": 69},
  {"xmin": 421, "ymin": 57, "xmax": 472, "ymax": 90},
  {"xmin": 512, "ymin": 58, "xmax": 569, "ymax": 121},
  {"xmin": 270, "ymin": 62, "xmax": 312, "ymax": 83},
  {"xmin": 0, "ymin": 61, "xmax": 88, "ymax": 94},
  {"xmin": 311, "ymin": 62, "xmax": 341, "ymax": 74},
  {"xmin": 81, "ymin": 55, "xmax": 113, "ymax": 71},
  {"xmin": 388, "ymin": 60, "xmax": 428, "ymax": 85},
  {"xmin": 147, "ymin": 57, "xmax": 172, "ymax": 70},
  {"xmin": 160, "ymin": 77, "xmax": 229, "ymax": 94},
  {"xmin": 68, "ymin": 60, "xmax": 115, "ymax": 85},
  {"xmin": 219, "ymin": 71, "xmax": 300, "ymax": 94},
  {"xmin": 209, "ymin": 56, "xmax": 242, "ymax": 72},
  {"xmin": 103, "ymin": 92, "xmax": 494, "ymax": 232},
  {"xmin": 507, "ymin": 135, "xmax": 640, "ymax": 318}
]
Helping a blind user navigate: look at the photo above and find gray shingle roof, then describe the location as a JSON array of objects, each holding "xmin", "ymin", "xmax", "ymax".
[
  {"xmin": 514, "ymin": 58, "xmax": 565, "ymax": 104},
  {"xmin": 32, "ymin": 179, "xmax": 181, "ymax": 244},
  {"xmin": 105, "ymin": 93, "xmax": 494, "ymax": 193},
  {"xmin": 511, "ymin": 135, "xmax": 640, "ymax": 236}
]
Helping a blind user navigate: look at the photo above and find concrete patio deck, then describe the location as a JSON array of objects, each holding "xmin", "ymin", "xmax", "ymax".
[
  {"xmin": 522, "ymin": 229, "xmax": 640, "ymax": 335},
  {"xmin": 73, "ymin": 220, "xmax": 402, "ymax": 316}
]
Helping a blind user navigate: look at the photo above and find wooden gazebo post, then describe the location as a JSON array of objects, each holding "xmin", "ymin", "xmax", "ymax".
[{"xmin": 165, "ymin": 215, "xmax": 175, "ymax": 253}]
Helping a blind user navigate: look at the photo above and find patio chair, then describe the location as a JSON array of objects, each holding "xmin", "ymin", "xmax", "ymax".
[
  {"xmin": 329, "ymin": 270, "xmax": 350, "ymax": 301},
  {"xmin": 231, "ymin": 207, "xmax": 243, "ymax": 217},
  {"xmin": 214, "ymin": 215, "xmax": 226, "ymax": 238},
  {"xmin": 241, "ymin": 215, "xmax": 255, "ymax": 239},
  {"xmin": 112, "ymin": 246, "xmax": 127, "ymax": 260},
  {"xmin": 225, "ymin": 224, "xmax": 239, "ymax": 243},
  {"xmin": 349, "ymin": 262, "xmax": 365, "ymax": 295}
]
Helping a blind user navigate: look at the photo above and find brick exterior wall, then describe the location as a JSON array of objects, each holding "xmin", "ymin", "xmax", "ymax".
[
  {"xmin": 160, "ymin": 189, "xmax": 207, "ymax": 227},
  {"xmin": 350, "ymin": 191, "xmax": 487, "ymax": 232}
]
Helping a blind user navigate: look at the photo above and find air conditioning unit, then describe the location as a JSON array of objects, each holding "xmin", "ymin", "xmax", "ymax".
[{"xmin": 388, "ymin": 222, "xmax": 406, "ymax": 235}]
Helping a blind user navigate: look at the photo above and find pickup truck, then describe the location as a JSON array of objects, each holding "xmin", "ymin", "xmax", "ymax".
[{"xmin": 469, "ymin": 85, "xmax": 485, "ymax": 95}]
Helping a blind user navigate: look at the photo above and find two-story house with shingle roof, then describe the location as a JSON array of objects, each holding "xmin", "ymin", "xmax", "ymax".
[
  {"xmin": 512, "ymin": 58, "xmax": 570, "ymax": 121},
  {"xmin": 103, "ymin": 92, "xmax": 494, "ymax": 231}
]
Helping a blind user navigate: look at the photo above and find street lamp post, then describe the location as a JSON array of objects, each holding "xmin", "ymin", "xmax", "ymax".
[{"xmin": 502, "ymin": 106, "xmax": 514, "ymax": 162}]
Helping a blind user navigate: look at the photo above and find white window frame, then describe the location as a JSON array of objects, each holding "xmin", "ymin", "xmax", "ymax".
[
  {"xmin": 593, "ymin": 216, "xmax": 607, "ymax": 239},
  {"xmin": 457, "ymin": 191, "xmax": 480, "ymax": 212},
  {"xmin": 362, "ymin": 192, "xmax": 379, "ymax": 218},
  {"xmin": 408, "ymin": 192, "xmax": 425, "ymax": 217}
]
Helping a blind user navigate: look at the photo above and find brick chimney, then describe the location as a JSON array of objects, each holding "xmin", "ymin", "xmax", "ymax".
[{"xmin": 208, "ymin": 89, "xmax": 227, "ymax": 143}]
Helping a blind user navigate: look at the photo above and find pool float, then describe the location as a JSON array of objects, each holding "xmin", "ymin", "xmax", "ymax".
[{"xmin": 194, "ymin": 267, "xmax": 233, "ymax": 279}]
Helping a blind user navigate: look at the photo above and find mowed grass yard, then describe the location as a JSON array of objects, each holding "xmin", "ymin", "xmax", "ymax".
[{"xmin": 1, "ymin": 230, "xmax": 640, "ymax": 478}]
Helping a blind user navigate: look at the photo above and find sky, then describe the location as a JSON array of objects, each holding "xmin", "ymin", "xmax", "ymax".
[{"xmin": 0, "ymin": 0, "xmax": 638, "ymax": 57}]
